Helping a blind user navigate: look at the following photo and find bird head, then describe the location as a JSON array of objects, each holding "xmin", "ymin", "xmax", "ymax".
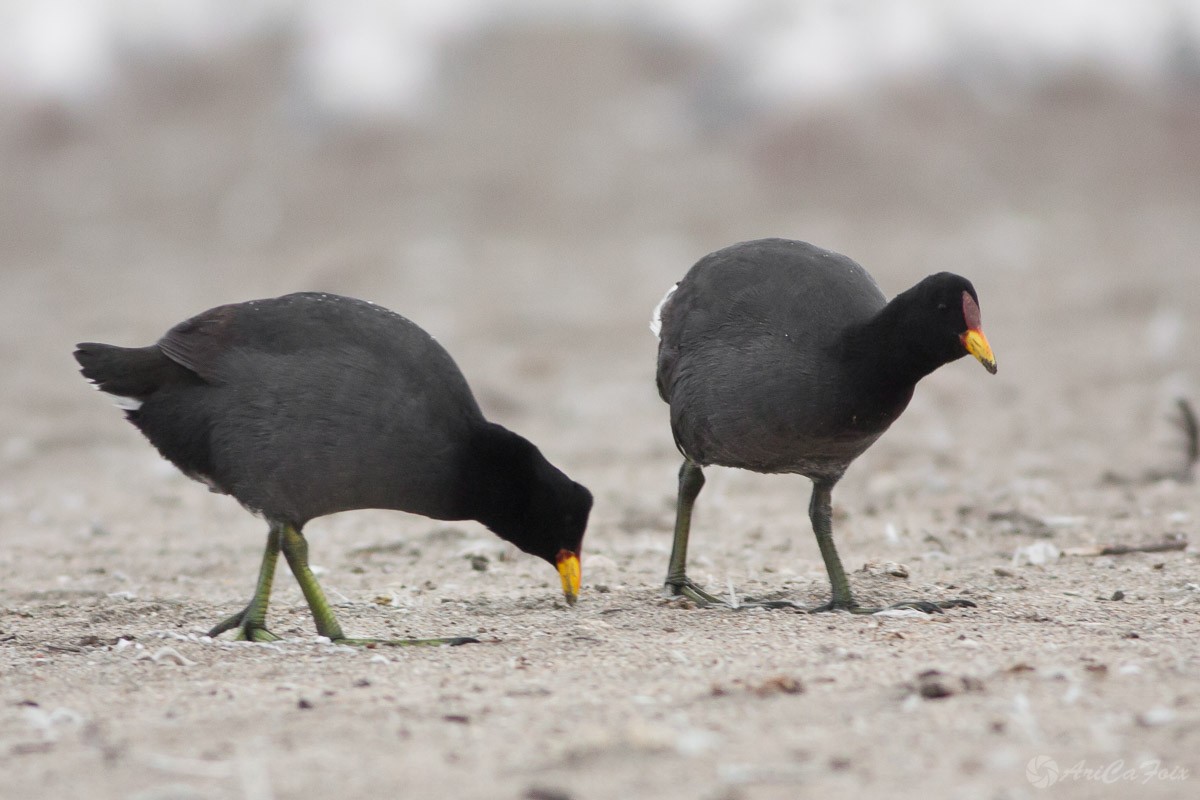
[
  {"xmin": 904, "ymin": 273, "xmax": 997, "ymax": 375},
  {"xmin": 466, "ymin": 424, "xmax": 592, "ymax": 605},
  {"xmin": 523, "ymin": 464, "xmax": 592, "ymax": 606}
]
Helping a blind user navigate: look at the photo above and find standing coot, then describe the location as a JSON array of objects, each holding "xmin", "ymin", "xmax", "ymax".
[
  {"xmin": 75, "ymin": 292, "xmax": 592, "ymax": 645},
  {"xmin": 653, "ymin": 239, "xmax": 996, "ymax": 613}
]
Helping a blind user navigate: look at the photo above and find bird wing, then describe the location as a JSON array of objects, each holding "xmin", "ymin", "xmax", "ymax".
[{"xmin": 156, "ymin": 304, "xmax": 239, "ymax": 383}]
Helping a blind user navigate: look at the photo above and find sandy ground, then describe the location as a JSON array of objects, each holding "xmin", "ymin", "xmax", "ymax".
[{"xmin": 2, "ymin": 28, "xmax": 1200, "ymax": 800}]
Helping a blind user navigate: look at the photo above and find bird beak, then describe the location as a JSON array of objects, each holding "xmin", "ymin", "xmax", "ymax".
[
  {"xmin": 961, "ymin": 328, "xmax": 997, "ymax": 374},
  {"xmin": 556, "ymin": 549, "xmax": 581, "ymax": 606}
]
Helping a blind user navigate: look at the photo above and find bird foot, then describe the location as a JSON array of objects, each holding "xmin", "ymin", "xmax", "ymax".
[
  {"xmin": 807, "ymin": 598, "xmax": 977, "ymax": 615},
  {"xmin": 333, "ymin": 636, "xmax": 479, "ymax": 647},
  {"xmin": 663, "ymin": 576, "xmax": 735, "ymax": 607},
  {"xmin": 237, "ymin": 626, "xmax": 281, "ymax": 642},
  {"xmin": 663, "ymin": 577, "xmax": 803, "ymax": 610},
  {"xmin": 207, "ymin": 605, "xmax": 280, "ymax": 641}
]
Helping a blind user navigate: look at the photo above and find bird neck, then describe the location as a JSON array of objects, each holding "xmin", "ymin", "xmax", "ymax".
[
  {"xmin": 843, "ymin": 299, "xmax": 944, "ymax": 394},
  {"xmin": 456, "ymin": 423, "xmax": 537, "ymax": 544}
]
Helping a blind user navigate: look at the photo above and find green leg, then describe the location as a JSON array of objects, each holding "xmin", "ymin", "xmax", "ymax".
[
  {"xmin": 207, "ymin": 525, "xmax": 282, "ymax": 642},
  {"xmin": 805, "ymin": 480, "xmax": 976, "ymax": 615},
  {"xmin": 806, "ymin": 480, "xmax": 857, "ymax": 612},
  {"xmin": 278, "ymin": 522, "xmax": 476, "ymax": 647},
  {"xmin": 663, "ymin": 461, "xmax": 723, "ymax": 604},
  {"xmin": 662, "ymin": 461, "xmax": 799, "ymax": 609}
]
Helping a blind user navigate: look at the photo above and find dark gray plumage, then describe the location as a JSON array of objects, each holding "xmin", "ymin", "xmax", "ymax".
[
  {"xmin": 76, "ymin": 292, "xmax": 592, "ymax": 644},
  {"xmin": 654, "ymin": 238, "xmax": 996, "ymax": 613}
]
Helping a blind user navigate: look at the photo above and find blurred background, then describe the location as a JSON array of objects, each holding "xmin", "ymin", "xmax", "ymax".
[
  {"xmin": 3, "ymin": 0, "xmax": 1199, "ymax": 502},
  {"xmin": 4, "ymin": 7, "xmax": 1199, "ymax": 797}
]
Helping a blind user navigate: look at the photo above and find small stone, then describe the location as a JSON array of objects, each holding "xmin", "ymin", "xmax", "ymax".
[
  {"xmin": 861, "ymin": 560, "xmax": 910, "ymax": 579},
  {"xmin": 873, "ymin": 608, "xmax": 927, "ymax": 619},
  {"xmin": 1111, "ymin": 590, "xmax": 1126, "ymax": 601},
  {"xmin": 1138, "ymin": 707, "xmax": 1176, "ymax": 727},
  {"xmin": 920, "ymin": 684, "xmax": 953, "ymax": 699},
  {"xmin": 754, "ymin": 675, "xmax": 804, "ymax": 696},
  {"xmin": 675, "ymin": 730, "xmax": 719, "ymax": 757},
  {"xmin": 917, "ymin": 670, "xmax": 954, "ymax": 699},
  {"xmin": 1012, "ymin": 542, "xmax": 1061, "ymax": 567}
]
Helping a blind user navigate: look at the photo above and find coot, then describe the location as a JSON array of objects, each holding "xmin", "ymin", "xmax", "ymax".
[
  {"xmin": 653, "ymin": 239, "xmax": 996, "ymax": 613},
  {"xmin": 76, "ymin": 292, "xmax": 592, "ymax": 644}
]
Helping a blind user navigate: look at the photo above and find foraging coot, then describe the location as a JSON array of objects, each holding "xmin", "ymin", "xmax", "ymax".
[
  {"xmin": 76, "ymin": 292, "xmax": 592, "ymax": 644},
  {"xmin": 653, "ymin": 239, "xmax": 996, "ymax": 613}
]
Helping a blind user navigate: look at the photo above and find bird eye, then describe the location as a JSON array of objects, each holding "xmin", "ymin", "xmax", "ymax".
[{"xmin": 936, "ymin": 302, "xmax": 948, "ymax": 312}]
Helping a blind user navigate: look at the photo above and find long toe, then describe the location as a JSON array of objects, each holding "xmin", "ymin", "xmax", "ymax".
[
  {"xmin": 807, "ymin": 599, "xmax": 959, "ymax": 615},
  {"xmin": 237, "ymin": 626, "xmax": 281, "ymax": 642},
  {"xmin": 666, "ymin": 578, "xmax": 803, "ymax": 611},
  {"xmin": 877, "ymin": 599, "xmax": 978, "ymax": 614},
  {"xmin": 207, "ymin": 607, "xmax": 279, "ymax": 641},
  {"xmin": 334, "ymin": 636, "xmax": 479, "ymax": 647},
  {"xmin": 884, "ymin": 600, "xmax": 945, "ymax": 614},
  {"xmin": 664, "ymin": 577, "xmax": 739, "ymax": 608},
  {"xmin": 807, "ymin": 600, "xmax": 860, "ymax": 614},
  {"xmin": 207, "ymin": 609, "xmax": 246, "ymax": 638},
  {"xmin": 739, "ymin": 596, "xmax": 806, "ymax": 610}
]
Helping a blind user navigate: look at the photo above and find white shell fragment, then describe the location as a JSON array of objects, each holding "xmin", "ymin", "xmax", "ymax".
[{"xmin": 1012, "ymin": 541, "xmax": 1061, "ymax": 567}]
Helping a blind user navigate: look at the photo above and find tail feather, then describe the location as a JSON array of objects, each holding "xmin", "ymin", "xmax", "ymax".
[{"xmin": 74, "ymin": 342, "xmax": 174, "ymax": 399}]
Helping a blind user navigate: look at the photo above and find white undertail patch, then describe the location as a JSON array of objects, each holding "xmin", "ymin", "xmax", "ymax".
[
  {"xmin": 86, "ymin": 377, "xmax": 144, "ymax": 411},
  {"xmin": 649, "ymin": 283, "xmax": 678, "ymax": 339},
  {"xmin": 111, "ymin": 395, "xmax": 143, "ymax": 411}
]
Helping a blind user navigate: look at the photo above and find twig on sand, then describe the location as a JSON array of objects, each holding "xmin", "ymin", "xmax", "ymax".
[{"xmin": 1065, "ymin": 538, "xmax": 1188, "ymax": 557}]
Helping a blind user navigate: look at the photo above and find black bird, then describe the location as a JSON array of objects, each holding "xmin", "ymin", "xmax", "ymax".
[
  {"xmin": 653, "ymin": 239, "xmax": 996, "ymax": 613},
  {"xmin": 75, "ymin": 292, "xmax": 592, "ymax": 645}
]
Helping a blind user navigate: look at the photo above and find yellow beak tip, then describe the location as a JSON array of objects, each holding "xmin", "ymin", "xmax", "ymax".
[
  {"xmin": 962, "ymin": 329, "xmax": 997, "ymax": 375},
  {"xmin": 556, "ymin": 551, "xmax": 581, "ymax": 606}
]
